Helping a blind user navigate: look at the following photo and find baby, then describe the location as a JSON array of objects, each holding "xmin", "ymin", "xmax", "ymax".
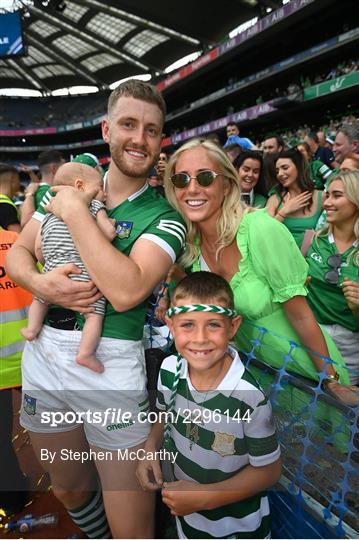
[{"xmin": 21, "ymin": 162, "xmax": 116, "ymax": 373}]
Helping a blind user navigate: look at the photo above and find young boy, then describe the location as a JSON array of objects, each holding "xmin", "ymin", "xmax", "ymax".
[
  {"xmin": 136, "ymin": 271, "xmax": 281, "ymax": 539},
  {"xmin": 21, "ymin": 161, "xmax": 116, "ymax": 373}
]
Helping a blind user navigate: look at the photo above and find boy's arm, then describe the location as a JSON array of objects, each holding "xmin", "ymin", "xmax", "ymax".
[
  {"xmin": 45, "ymin": 186, "xmax": 185, "ymax": 312},
  {"xmin": 162, "ymin": 459, "xmax": 281, "ymax": 516}
]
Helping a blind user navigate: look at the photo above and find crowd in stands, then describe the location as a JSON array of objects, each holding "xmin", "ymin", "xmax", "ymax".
[
  {"xmin": 0, "ymin": 93, "xmax": 108, "ymax": 129},
  {"xmin": 0, "ymin": 79, "xmax": 358, "ymax": 539},
  {"xmin": 0, "ymin": 59, "xmax": 357, "ymax": 132}
]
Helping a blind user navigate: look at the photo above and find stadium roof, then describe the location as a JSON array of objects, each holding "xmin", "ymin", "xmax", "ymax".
[{"xmin": 0, "ymin": 0, "xmax": 283, "ymax": 93}]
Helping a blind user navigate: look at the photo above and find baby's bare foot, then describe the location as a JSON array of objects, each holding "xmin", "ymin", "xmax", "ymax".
[{"xmin": 76, "ymin": 353, "xmax": 104, "ymax": 373}]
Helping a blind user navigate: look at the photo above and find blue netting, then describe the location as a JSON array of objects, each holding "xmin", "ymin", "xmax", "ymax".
[{"xmin": 146, "ymin": 303, "xmax": 359, "ymax": 538}]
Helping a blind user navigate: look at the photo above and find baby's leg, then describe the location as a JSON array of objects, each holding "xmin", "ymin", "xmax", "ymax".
[
  {"xmin": 21, "ymin": 299, "xmax": 48, "ymax": 341},
  {"xmin": 76, "ymin": 313, "xmax": 104, "ymax": 373}
]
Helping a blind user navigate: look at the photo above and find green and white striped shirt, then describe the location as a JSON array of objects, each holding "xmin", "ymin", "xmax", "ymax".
[{"xmin": 157, "ymin": 346, "xmax": 280, "ymax": 539}]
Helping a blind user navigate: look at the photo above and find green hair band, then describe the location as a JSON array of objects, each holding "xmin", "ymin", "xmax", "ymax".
[{"xmin": 166, "ymin": 304, "xmax": 237, "ymax": 318}]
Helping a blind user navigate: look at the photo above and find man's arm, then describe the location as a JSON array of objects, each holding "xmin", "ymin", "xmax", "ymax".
[
  {"xmin": 7, "ymin": 223, "xmax": 21, "ymax": 233},
  {"xmin": 0, "ymin": 203, "xmax": 21, "ymax": 233},
  {"xmin": 20, "ymin": 185, "xmax": 38, "ymax": 227},
  {"xmin": 46, "ymin": 187, "xmax": 182, "ymax": 312},
  {"xmin": 6, "ymin": 218, "xmax": 102, "ymax": 312}
]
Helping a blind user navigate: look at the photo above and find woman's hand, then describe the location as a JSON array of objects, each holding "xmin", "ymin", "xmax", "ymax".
[
  {"xmin": 155, "ymin": 292, "xmax": 170, "ymax": 322},
  {"xmin": 342, "ymin": 278, "xmax": 359, "ymax": 313},
  {"xmin": 162, "ymin": 480, "xmax": 205, "ymax": 516},
  {"xmin": 323, "ymin": 381, "xmax": 359, "ymax": 407},
  {"xmin": 279, "ymin": 191, "xmax": 312, "ymax": 216}
]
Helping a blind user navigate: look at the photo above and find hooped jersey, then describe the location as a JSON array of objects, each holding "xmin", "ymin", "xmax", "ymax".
[{"xmin": 34, "ymin": 183, "xmax": 186, "ymax": 340}]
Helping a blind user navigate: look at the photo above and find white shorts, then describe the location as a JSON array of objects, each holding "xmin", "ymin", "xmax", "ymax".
[
  {"xmin": 20, "ymin": 325, "xmax": 151, "ymax": 450},
  {"xmin": 322, "ymin": 324, "xmax": 359, "ymax": 385}
]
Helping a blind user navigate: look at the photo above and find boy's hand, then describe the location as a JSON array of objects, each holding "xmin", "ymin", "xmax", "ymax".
[
  {"xmin": 136, "ymin": 455, "xmax": 163, "ymax": 491},
  {"xmin": 162, "ymin": 480, "xmax": 205, "ymax": 516}
]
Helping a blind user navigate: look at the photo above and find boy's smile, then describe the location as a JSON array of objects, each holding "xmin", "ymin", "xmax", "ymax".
[{"xmin": 166, "ymin": 300, "xmax": 241, "ymax": 388}]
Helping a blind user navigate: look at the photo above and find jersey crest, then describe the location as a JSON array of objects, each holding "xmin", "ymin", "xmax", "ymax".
[
  {"xmin": 211, "ymin": 432, "xmax": 235, "ymax": 456},
  {"xmin": 23, "ymin": 393, "xmax": 37, "ymax": 416},
  {"xmin": 116, "ymin": 221, "xmax": 133, "ymax": 239}
]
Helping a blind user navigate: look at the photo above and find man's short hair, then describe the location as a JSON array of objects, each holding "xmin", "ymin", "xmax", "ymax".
[
  {"xmin": 226, "ymin": 122, "xmax": 239, "ymax": 130},
  {"xmin": 264, "ymin": 135, "xmax": 285, "ymax": 149},
  {"xmin": 337, "ymin": 123, "xmax": 359, "ymax": 144},
  {"xmin": 0, "ymin": 163, "xmax": 18, "ymax": 179},
  {"xmin": 306, "ymin": 131, "xmax": 319, "ymax": 144},
  {"xmin": 37, "ymin": 150, "xmax": 63, "ymax": 169},
  {"xmin": 107, "ymin": 79, "xmax": 166, "ymax": 121}
]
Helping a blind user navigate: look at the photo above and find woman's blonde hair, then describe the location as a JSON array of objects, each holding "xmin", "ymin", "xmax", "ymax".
[
  {"xmin": 164, "ymin": 138, "xmax": 246, "ymax": 268},
  {"xmin": 317, "ymin": 170, "xmax": 359, "ymax": 265}
]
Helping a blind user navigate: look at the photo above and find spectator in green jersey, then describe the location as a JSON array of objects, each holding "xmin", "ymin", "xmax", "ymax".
[
  {"xmin": 234, "ymin": 150, "xmax": 267, "ymax": 207},
  {"xmin": 297, "ymin": 141, "xmax": 335, "ymax": 189},
  {"xmin": 306, "ymin": 170, "xmax": 359, "ymax": 385},
  {"xmin": 266, "ymin": 148, "xmax": 324, "ymax": 248}
]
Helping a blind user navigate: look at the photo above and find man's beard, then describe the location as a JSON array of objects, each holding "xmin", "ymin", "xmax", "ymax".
[{"xmin": 110, "ymin": 142, "xmax": 157, "ymax": 179}]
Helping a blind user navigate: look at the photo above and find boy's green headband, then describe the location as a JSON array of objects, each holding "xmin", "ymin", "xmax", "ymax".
[{"xmin": 166, "ymin": 304, "xmax": 237, "ymax": 318}]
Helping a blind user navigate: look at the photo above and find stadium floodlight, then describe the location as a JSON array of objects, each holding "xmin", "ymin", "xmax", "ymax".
[{"xmin": 0, "ymin": 0, "xmax": 34, "ymax": 14}]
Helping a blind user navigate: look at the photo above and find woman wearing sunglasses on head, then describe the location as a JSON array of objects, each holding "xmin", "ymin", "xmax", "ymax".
[
  {"xmin": 266, "ymin": 148, "xmax": 324, "ymax": 248},
  {"xmin": 162, "ymin": 138, "xmax": 357, "ymax": 406},
  {"xmin": 305, "ymin": 170, "xmax": 359, "ymax": 386}
]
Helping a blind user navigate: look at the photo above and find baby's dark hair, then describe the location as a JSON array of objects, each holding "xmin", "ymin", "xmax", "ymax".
[{"xmin": 172, "ymin": 271, "xmax": 234, "ymax": 309}]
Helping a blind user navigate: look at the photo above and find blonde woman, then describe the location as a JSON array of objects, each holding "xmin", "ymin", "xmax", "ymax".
[
  {"xmin": 163, "ymin": 138, "xmax": 357, "ymax": 405},
  {"xmin": 306, "ymin": 170, "xmax": 359, "ymax": 386}
]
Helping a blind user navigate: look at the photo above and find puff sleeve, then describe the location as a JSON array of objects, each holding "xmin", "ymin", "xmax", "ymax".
[{"xmin": 245, "ymin": 210, "xmax": 308, "ymax": 303}]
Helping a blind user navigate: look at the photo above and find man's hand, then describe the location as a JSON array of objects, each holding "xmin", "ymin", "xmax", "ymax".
[
  {"xmin": 136, "ymin": 455, "xmax": 163, "ymax": 492},
  {"xmin": 45, "ymin": 185, "xmax": 97, "ymax": 221},
  {"xmin": 162, "ymin": 480, "xmax": 205, "ymax": 516},
  {"xmin": 38, "ymin": 264, "xmax": 102, "ymax": 312},
  {"xmin": 25, "ymin": 182, "xmax": 40, "ymax": 196}
]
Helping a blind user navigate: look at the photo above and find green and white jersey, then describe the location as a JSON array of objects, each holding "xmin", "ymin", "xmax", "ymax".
[
  {"xmin": 157, "ymin": 346, "xmax": 280, "ymax": 539},
  {"xmin": 34, "ymin": 183, "xmax": 51, "ymax": 211},
  {"xmin": 307, "ymin": 233, "xmax": 359, "ymax": 332},
  {"xmin": 310, "ymin": 160, "xmax": 334, "ymax": 190},
  {"xmin": 33, "ymin": 187, "xmax": 54, "ymax": 221},
  {"xmin": 34, "ymin": 183, "xmax": 186, "ymax": 341}
]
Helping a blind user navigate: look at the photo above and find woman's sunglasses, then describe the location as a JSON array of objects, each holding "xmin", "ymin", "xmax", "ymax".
[
  {"xmin": 170, "ymin": 170, "xmax": 222, "ymax": 189},
  {"xmin": 325, "ymin": 253, "xmax": 342, "ymax": 284}
]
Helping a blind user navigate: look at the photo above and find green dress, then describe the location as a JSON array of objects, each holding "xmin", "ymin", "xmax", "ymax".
[
  {"xmin": 276, "ymin": 191, "xmax": 324, "ymax": 248},
  {"xmin": 191, "ymin": 209, "xmax": 349, "ymax": 385}
]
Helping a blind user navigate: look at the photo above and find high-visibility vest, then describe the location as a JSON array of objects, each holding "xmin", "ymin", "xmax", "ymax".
[
  {"xmin": 0, "ymin": 230, "xmax": 32, "ymax": 389},
  {"xmin": 0, "ymin": 193, "xmax": 20, "ymax": 230}
]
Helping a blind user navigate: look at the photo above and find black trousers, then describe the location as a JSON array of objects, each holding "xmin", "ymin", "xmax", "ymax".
[{"xmin": 0, "ymin": 389, "xmax": 25, "ymax": 492}]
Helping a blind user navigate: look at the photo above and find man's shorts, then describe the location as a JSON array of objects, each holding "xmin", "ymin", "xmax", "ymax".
[{"xmin": 20, "ymin": 325, "xmax": 151, "ymax": 450}]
